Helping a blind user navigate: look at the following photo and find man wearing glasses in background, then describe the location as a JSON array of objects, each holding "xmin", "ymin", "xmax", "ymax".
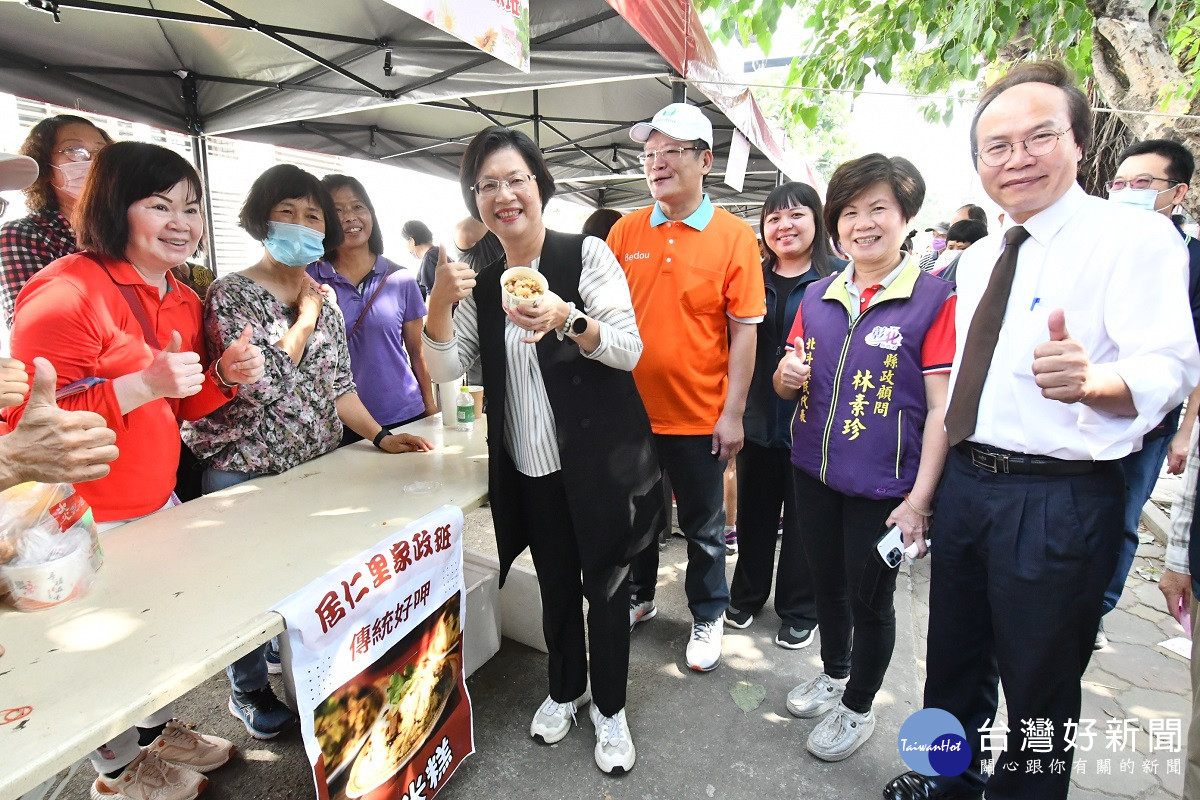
[
  {"xmin": 606, "ymin": 103, "xmax": 764, "ymax": 672},
  {"xmin": 1099, "ymin": 139, "xmax": 1200, "ymax": 649},
  {"xmin": 884, "ymin": 63, "xmax": 1200, "ymax": 800}
]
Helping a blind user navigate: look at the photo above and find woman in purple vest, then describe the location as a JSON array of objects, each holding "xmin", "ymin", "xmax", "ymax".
[
  {"xmin": 772, "ymin": 154, "xmax": 956, "ymax": 762},
  {"xmin": 725, "ymin": 182, "xmax": 843, "ymax": 649}
]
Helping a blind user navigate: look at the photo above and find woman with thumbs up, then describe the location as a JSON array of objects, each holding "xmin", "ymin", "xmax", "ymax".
[
  {"xmin": 771, "ymin": 155, "xmax": 955, "ymax": 765},
  {"xmin": 4, "ymin": 141, "xmax": 262, "ymax": 800}
]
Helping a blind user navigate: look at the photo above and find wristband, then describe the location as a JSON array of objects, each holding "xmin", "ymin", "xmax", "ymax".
[
  {"xmin": 372, "ymin": 429, "xmax": 389, "ymax": 450},
  {"xmin": 904, "ymin": 493, "xmax": 932, "ymax": 517},
  {"xmin": 212, "ymin": 361, "xmax": 236, "ymax": 389}
]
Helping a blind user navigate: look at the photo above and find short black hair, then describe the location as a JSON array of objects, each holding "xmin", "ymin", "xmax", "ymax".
[
  {"xmin": 970, "ymin": 61, "xmax": 1092, "ymax": 166},
  {"xmin": 75, "ymin": 141, "xmax": 202, "ymax": 261},
  {"xmin": 823, "ymin": 154, "xmax": 925, "ymax": 248},
  {"xmin": 760, "ymin": 182, "xmax": 835, "ymax": 278},
  {"xmin": 1117, "ymin": 139, "xmax": 1195, "ymax": 186},
  {"xmin": 20, "ymin": 114, "xmax": 113, "ymax": 213},
  {"xmin": 946, "ymin": 219, "xmax": 988, "ymax": 245},
  {"xmin": 459, "ymin": 126, "xmax": 556, "ymax": 222},
  {"xmin": 401, "ymin": 219, "xmax": 433, "ymax": 246},
  {"xmin": 239, "ymin": 164, "xmax": 343, "ymax": 251},
  {"xmin": 322, "ymin": 174, "xmax": 383, "ymax": 256},
  {"xmin": 958, "ymin": 204, "xmax": 987, "ymax": 224},
  {"xmin": 581, "ymin": 208, "xmax": 622, "ymax": 240}
]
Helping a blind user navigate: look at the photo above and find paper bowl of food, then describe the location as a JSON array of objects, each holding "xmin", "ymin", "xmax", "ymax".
[
  {"xmin": 500, "ymin": 267, "xmax": 548, "ymax": 311},
  {"xmin": 0, "ymin": 544, "xmax": 93, "ymax": 611}
]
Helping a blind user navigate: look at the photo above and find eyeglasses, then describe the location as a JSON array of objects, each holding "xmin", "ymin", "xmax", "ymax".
[
  {"xmin": 976, "ymin": 128, "xmax": 1072, "ymax": 167},
  {"xmin": 55, "ymin": 146, "xmax": 104, "ymax": 163},
  {"xmin": 1104, "ymin": 174, "xmax": 1180, "ymax": 192},
  {"xmin": 0, "ymin": 197, "xmax": 7, "ymax": 217},
  {"xmin": 472, "ymin": 173, "xmax": 534, "ymax": 196},
  {"xmin": 638, "ymin": 146, "xmax": 699, "ymax": 166}
]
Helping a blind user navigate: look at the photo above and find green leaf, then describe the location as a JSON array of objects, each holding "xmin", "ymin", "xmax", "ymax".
[
  {"xmin": 730, "ymin": 681, "xmax": 767, "ymax": 713},
  {"xmin": 799, "ymin": 104, "xmax": 820, "ymax": 129}
]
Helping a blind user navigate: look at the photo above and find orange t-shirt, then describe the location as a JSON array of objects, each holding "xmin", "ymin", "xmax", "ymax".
[{"xmin": 607, "ymin": 201, "xmax": 765, "ymax": 434}]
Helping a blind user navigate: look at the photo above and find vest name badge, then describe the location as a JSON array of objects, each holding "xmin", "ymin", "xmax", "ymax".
[{"xmin": 864, "ymin": 325, "xmax": 903, "ymax": 351}]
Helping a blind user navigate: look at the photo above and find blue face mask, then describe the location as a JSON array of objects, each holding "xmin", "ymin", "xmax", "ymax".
[
  {"xmin": 263, "ymin": 220, "xmax": 326, "ymax": 267},
  {"xmin": 1108, "ymin": 187, "xmax": 1170, "ymax": 214}
]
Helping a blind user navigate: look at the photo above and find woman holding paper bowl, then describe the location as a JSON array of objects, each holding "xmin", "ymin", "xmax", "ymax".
[{"xmin": 423, "ymin": 126, "xmax": 665, "ymax": 775}]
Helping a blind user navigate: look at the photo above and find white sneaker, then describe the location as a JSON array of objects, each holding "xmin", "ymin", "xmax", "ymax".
[
  {"xmin": 786, "ymin": 672, "xmax": 846, "ymax": 718},
  {"xmin": 806, "ymin": 702, "xmax": 875, "ymax": 761},
  {"xmin": 685, "ymin": 618, "xmax": 723, "ymax": 671},
  {"xmin": 90, "ymin": 749, "xmax": 208, "ymax": 800},
  {"xmin": 529, "ymin": 690, "xmax": 590, "ymax": 744},
  {"xmin": 629, "ymin": 599, "xmax": 657, "ymax": 630},
  {"xmin": 589, "ymin": 704, "xmax": 636, "ymax": 774}
]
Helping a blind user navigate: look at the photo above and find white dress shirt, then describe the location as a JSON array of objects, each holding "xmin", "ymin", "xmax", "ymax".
[
  {"xmin": 950, "ymin": 183, "xmax": 1200, "ymax": 460},
  {"xmin": 424, "ymin": 235, "xmax": 643, "ymax": 477}
]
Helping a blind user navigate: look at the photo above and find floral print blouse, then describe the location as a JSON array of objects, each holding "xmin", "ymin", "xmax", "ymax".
[{"xmin": 182, "ymin": 273, "xmax": 356, "ymax": 475}]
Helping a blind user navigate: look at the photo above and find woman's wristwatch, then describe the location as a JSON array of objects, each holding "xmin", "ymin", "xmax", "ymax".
[
  {"xmin": 372, "ymin": 429, "xmax": 389, "ymax": 450},
  {"xmin": 559, "ymin": 303, "xmax": 587, "ymax": 340}
]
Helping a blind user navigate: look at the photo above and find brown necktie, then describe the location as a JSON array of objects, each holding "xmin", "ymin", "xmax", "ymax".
[{"xmin": 944, "ymin": 225, "xmax": 1031, "ymax": 446}]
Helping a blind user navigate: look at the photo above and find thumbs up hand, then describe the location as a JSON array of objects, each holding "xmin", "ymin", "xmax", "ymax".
[
  {"xmin": 216, "ymin": 324, "xmax": 265, "ymax": 386},
  {"xmin": 776, "ymin": 336, "xmax": 812, "ymax": 393},
  {"xmin": 1032, "ymin": 308, "xmax": 1091, "ymax": 404},
  {"xmin": 140, "ymin": 329, "xmax": 204, "ymax": 399},
  {"xmin": 4, "ymin": 358, "xmax": 118, "ymax": 487},
  {"xmin": 0, "ymin": 357, "xmax": 29, "ymax": 409},
  {"xmin": 428, "ymin": 242, "xmax": 477, "ymax": 308}
]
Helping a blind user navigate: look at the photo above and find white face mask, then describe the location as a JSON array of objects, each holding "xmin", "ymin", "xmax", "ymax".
[
  {"xmin": 1108, "ymin": 186, "xmax": 1171, "ymax": 214},
  {"xmin": 51, "ymin": 160, "xmax": 92, "ymax": 200}
]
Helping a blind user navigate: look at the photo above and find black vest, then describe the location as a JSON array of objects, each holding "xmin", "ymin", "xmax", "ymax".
[{"xmin": 474, "ymin": 230, "xmax": 664, "ymax": 583}]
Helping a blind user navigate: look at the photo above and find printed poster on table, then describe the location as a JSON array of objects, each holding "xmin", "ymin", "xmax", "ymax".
[
  {"xmin": 381, "ymin": 0, "xmax": 530, "ymax": 72},
  {"xmin": 276, "ymin": 505, "xmax": 473, "ymax": 800}
]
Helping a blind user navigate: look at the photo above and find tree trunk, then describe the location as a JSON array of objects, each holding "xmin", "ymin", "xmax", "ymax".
[{"xmin": 1088, "ymin": 0, "xmax": 1200, "ymax": 219}]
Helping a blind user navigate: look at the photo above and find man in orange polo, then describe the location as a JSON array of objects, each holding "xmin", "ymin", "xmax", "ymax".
[{"xmin": 606, "ymin": 103, "xmax": 765, "ymax": 672}]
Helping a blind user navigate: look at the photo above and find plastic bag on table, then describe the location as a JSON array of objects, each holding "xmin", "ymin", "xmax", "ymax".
[{"xmin": 0, "ymin": 481, "xmax": 102, "ymax": 611}]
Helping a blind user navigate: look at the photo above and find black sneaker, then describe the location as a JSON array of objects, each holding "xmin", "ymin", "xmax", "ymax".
[
  {"xmin": 1094, "ymin": 619, "xmax": 1108, "ymax": 650},
  {"xmin": 724, "ymin": 606, "xmax": 753, "ymax": 629},
  {"xmin": 775, "ymin": 623, "xmax": 817, "ymax": 650},
  {"xmin": 228, "ymin": 686, "xmax": 298, "ymax": 740}
]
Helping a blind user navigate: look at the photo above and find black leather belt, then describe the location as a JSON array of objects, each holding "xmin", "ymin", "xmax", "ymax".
[{"xmin": 955, "ymin": 442, "xmax": 1100, "ymax": 476}]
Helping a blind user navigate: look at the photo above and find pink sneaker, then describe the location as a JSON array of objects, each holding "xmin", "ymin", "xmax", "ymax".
[
  {"xmin": 146, "ymin": 720, "xmax": 235, "ymax": 773},
  {"xmin": 90, "ymin": 748, "xmax": 208, "ymax": 800}
]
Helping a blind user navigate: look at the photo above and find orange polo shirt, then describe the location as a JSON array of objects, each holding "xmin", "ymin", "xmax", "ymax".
[
  {"xmin": 5, "ymin": 252, "xmax": 232, "ymax": 521},
  {"xmin": 608, "ymin": 197, "xmax": 765, "ymax": 434}
]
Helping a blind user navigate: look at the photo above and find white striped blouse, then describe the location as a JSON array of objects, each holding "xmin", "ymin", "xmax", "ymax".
[{"xmin": 424, "ymin": 235, "xmax": 643, "ymax": 477}]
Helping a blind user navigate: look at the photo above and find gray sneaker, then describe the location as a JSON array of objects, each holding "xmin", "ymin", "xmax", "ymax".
[
  {"xmin": 1094, "ymin": 618, "xmax": 1108, "ymax": 650},
  {"xmin": 530, "ymin": 690, "xmax": 590, "ymax": 744},
  {"xmin": 786, "ymin": 672, "xmax": 845, "ymax": 718},
  {"xmin": 806, "ymin": 702, "xmax": 875, "ymax": 761}
]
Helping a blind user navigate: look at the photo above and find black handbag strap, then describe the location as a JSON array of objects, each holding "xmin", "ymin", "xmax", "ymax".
[{"xmin": 93, "ymin": 255, "xmax": 162, "ymax": 350}]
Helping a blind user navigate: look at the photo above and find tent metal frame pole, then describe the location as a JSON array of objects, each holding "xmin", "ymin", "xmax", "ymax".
[
  {"xmin": 190, "ymin": 134, "xmax": 218, "ymax": 275},
  {"xmin": 532, "ymin": 90, "xmax": 540, "ymax": 148}
]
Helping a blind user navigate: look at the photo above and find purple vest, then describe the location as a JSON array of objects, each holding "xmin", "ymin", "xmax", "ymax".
[{"xmin": 790, "ymin": 262, "xmax": 954, "ymax": 499}]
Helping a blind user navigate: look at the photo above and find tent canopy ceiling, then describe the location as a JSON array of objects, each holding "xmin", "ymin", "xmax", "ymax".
[{"xmin": 0, "ymin": 0, "xmax": 806, "ymax": 212}]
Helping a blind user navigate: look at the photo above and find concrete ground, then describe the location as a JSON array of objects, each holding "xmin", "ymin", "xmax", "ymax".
[{"xmin": 49, "ymin": 490, "xmax": 1191, "ymax": 800}]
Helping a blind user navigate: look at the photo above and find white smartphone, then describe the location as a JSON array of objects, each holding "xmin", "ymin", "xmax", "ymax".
[{"xmin": 875, "ymin": 525, "xmax": 930, "ymax": 568}]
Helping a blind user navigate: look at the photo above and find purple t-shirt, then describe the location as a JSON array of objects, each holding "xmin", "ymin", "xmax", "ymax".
[{"xmin": 308, "ymin": 257, "xmax": 427, "ymax": 426}]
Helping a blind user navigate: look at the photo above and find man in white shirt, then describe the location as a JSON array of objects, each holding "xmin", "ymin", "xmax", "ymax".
[{"xmin": 884, "ymin": 62, "xmax": 1200, "ymax": 800}]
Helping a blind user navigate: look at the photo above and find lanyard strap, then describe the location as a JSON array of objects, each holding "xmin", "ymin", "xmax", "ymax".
[{"xmin": 347, "ymin": 264, "xmax": 397, "ymax": 340}]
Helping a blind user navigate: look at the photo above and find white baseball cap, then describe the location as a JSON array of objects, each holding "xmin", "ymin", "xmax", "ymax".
[
  {"xmin": 0, "ymin": 153, "xmax": 37, "ymax": 192},
  {"xmin": 630, "ymin": 103, "xmax": 714, "ymax": 149}
]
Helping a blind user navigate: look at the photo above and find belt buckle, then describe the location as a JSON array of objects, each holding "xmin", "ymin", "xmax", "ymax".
[{"xmin": 969, "ymin": 448, "xmax": 1010, "ymax": 474}]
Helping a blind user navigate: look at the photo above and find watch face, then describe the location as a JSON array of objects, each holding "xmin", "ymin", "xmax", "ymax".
[{"xmin": 570, "ymin": 315, "xmax": 587, "ymax": 335}]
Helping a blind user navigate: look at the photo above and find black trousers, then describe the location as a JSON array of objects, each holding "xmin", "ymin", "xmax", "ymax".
[
  {"xmin": 793, "ymin": 468, "xmax": 898, "ymax": 714},
  {"xmin": 517, "ymin": 469, "xmax": 630, "ymax": 717},
  {"xmin": 629, "ymin": 434, "xmax": 729, "ymax": 622},
  {"xmin": 924, "ymin": 447, "xmax": 1123, "ymax": 799},
  {"xmin": 729, "ymin": 442, "xmax": 816, "ymax": 627}
]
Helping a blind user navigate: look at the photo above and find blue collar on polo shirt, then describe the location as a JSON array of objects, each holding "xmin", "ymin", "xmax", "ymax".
[{"xmin": 650, "ymin": 193, "xmax": 715, "ymax": 230}]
